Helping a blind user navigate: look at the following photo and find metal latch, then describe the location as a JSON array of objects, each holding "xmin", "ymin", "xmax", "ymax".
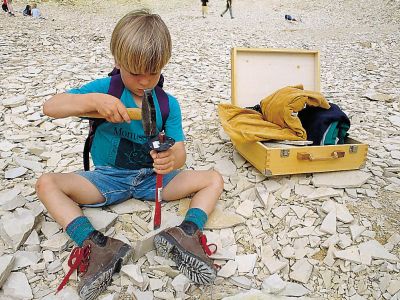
[
  {"xmin": 349, "ymin": 145, "xmax": 358, "ymax": 153},
  {"xmin": 280, "ymin": 149, "xmax": 290, "ymax": 157}
]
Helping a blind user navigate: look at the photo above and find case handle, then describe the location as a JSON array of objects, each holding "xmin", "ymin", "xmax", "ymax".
[{"xmin": 297, "ymin": 151, "xmax": 345, "ymax": 161}]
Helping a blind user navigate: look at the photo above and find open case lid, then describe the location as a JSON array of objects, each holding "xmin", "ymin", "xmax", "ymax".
[{"xmin": 231, "ymin": 48, "xmax": 320, "ymax": 107}]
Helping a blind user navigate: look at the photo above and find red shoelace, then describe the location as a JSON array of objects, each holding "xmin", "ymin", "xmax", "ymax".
[
  {"xmin": 56, "ymin": 245, "xmax": 91, "ymax": 294},
  {"xmin": 198, "ymin": 232, "xmax": 217, "ymax": 256}
]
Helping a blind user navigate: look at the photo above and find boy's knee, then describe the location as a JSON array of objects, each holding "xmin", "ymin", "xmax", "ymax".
[
  {"xmin": 35, "ymin": 173, "xmax": 55, "ymax": 196},
  {"xmin": 209, "ymin": 170, "xmax": 224, "ymax": 193}
]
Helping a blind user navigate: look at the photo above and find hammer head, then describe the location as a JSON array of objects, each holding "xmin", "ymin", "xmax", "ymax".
[{"xmin": 142, "ymin": 89, "xmax": 157, "ymax": 137}]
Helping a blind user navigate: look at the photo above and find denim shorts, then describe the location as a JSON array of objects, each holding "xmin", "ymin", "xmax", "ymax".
[{"xmin": 76, "ymin": 166, "xmax": 179, "ymax": 207}]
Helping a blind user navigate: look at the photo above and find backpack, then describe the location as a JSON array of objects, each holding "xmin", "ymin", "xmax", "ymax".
[{"xmin": 83, "ymin": 69, "xmax": 170, "ymax": 171}]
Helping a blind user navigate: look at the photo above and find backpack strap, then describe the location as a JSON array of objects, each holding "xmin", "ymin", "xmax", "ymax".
[
  {"xmin": 155, "ymin": 85, "xmax": 170, "ymax": 132},
  {"xmin": 83, "ymin": 74, "xmax": 125, "ymax": 171}
]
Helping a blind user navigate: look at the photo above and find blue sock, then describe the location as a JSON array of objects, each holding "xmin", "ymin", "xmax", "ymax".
[
  {"xmin": 66, "ymin": 216, "xmax": 95, "ymax": 247},
  {"xmin": 184, "ymin": 208, "xmax": 208, "ymax": 231}
]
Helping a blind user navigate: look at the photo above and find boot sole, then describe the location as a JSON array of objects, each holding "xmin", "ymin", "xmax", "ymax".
[
  {"xmin": 154, "ymin": 232, "xmax": 216, "ymax": 285},
  {"xmin": 79, "ymin": 244, "xmax": 132, "ymax": 300}
]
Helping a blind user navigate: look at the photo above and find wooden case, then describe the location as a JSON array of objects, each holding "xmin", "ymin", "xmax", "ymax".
[{"xmin": 229, "ymin": 48, "xmax": 368, "ymax": 176}]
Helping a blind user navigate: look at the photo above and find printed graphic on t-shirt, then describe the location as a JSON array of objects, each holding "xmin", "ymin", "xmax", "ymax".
[{"xmin": 114, "ymin": 138, "xmax": 153, "ymax": 169}]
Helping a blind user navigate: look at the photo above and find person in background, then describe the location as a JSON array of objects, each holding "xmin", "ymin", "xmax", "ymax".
[
  {"xmin": 220, "ymin": 0, "xmax": 233, "ymax": 19},
  {"xmin": 6, "ymin": 0, "xmax": 15, "ymax": 16},
  {"xmin": 31, "ymin": 3, "xmax": 42, "ymax": 18},
  {"xmin": 2, "ymin": 0, "xmax": 8, "ymax": 13},
  {"xmin": 23, "ymin": 4, "xmax": 32, "ymax": 16},
  {"xmin": 201, "ymin": 0, "xmax": 209, "ymax": 18}
]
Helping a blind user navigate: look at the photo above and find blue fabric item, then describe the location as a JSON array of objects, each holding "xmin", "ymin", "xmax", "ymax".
[
  {"xmin": 298, "ymin": 102, "xmax": 350, "ymax": 145},
  {"xmin": 68, "ymin": 77, "xmax": 185, "ymax": 169},
  {"xmin": 184, "ymin": 208, "xmax": 208, "ymax": 231},
  {"xmin": 66, "ymin": 216, "xmax": 95, "ymax": 247}
]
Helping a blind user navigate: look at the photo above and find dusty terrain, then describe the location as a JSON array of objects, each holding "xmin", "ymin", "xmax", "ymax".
[{"xmin": 1, "ymin": 0, "xmax": 400, "ymax": 299}]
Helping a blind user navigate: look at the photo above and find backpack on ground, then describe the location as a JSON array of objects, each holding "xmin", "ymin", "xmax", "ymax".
[{"xmin": 83, "ymin": 69, "xmax": 170, "ymax": 171}]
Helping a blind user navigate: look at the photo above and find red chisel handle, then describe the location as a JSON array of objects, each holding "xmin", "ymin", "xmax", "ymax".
[
  {"xmin": 154, "ymin": 132, "xmax": 165, "ymax": 230},
  {"xmin": 154, "ymin": 173, "xmax": 162, "ymax": 229}
]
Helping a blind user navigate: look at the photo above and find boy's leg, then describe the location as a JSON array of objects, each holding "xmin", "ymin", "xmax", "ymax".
[
  {"xmin": 154, "ymin": 170, "xmax": 224, "ymax": 284},
  {"xmin": 36, "ymin": 173, "xmax": 132, "ymax": 299}
]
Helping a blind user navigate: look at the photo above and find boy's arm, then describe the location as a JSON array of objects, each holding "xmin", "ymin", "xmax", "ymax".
[{"xmin": 43, "ymin": 93, "xmax": 131, "ymax": 123}]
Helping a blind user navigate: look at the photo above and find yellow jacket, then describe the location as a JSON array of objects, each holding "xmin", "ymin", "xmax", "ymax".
[{"xmin": 218, "ymin": 85, "xmax": 330, "ymax": 143}]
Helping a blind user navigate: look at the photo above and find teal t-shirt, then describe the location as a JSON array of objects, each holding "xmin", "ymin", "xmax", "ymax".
[{"xmin": 68, "ymin": 77, "xmax": 185, "ymax": 169}]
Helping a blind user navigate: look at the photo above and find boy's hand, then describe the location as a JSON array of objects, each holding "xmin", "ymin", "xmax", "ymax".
[
  {"xmin": 150, "ymin": 149, "xmax": 175, "ymax": 174},
  {"xmin": 94, "ymin": 94, "xmax": 131, "ymax": 123}
]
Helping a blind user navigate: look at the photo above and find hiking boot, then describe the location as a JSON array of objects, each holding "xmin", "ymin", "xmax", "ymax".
[
  {"xmin": 154, "ymin": 226, "xmax": 217, "ymax": 285},
  {"xmin": 57, "ymin": 231, "xmax": 132, "ymax": 300}
]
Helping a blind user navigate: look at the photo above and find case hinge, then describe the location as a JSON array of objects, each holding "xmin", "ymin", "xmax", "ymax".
[
  {"xmin": 280, "ymin": 149, "xmax": 290, "ymax": 157},
  {"xmin": 349, "ymin": 145, "xmax": 358, "ymax": 153}
]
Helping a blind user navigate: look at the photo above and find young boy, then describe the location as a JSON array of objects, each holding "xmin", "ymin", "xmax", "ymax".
[{"xmin": 36, "ymin": 9, "xmax": 223, "ymax": 300}]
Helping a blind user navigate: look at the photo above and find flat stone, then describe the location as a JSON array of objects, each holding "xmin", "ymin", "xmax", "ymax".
[
  {"xmin": 0, "ymin": 208, "xmax": 37, "ymax": 250},
  {"xmin": 359, "ymin": 240, "xmax": 399, "ymax": 265},
  {"xmin": 262, "ymin": 274, "xmax": 286, "ymax": 294},
  {"xmin": 312, "ymin": 170, "xmax": 371, "ymax": 188},
  {"xmin": 389, "ymin": 115, "xmax": 400, "ymax": 127},
  {"xmin": 236, "ymin": 200, "xmax": 254, "ymax": 218},
  {"xmin": 262, "ymin": 256, "xmax": 287, "ymax": 274},
  {"xmin": 279, "ymin": 282, "xmax": 310, "ymax": 297},
  {"xmin": 121, "ymin": 264, "xmax": 144, "ymax": 288},
  {"xmin": 320, "ymin": 210, "xmax": 337, "ymax": 235},
  {"xmin": 0, "ymin": 255, "xmax": 15, "ymax": 288},
  {"xmin": 218, "ymin": 260, "xmax": 237, "ymax": 278},
  {"xmin": 41, "ymin": 232, "xmax": 70, "ymax": 252},
  {"xmin": 171, "ymin": 274, "xmax": 190, "ymax": 293},
  {"xmin": 271, "ymin": 206, "xmax": 290, "ymax": 219},
  {"xmin": 132, "ymin": 290, "xmax": 154, "ymax": 300},
  {"xmin": 235, "ymin": 254, "xmax": 257, "ymax": 273},
  {"xmin": 13, "ymin": 251, "xmax": 41, "ymax": 270},
  {"xmin": 335, "ymin": 246, "xmax": 361, "ymax": 263},
  {"xmin": 41, "ymin": 222, "xmax": 61, "ymax": 239},
  {"xmin": 386, "ymin": 280, "xmax": 400, "ymax": 295},
  {"xmin": 110, "ymin": 199, "xmax": 150, "ymax": 214},
  {"xmin": 5, "ymin": 167, "xmax": 28, "ymax": 179},
  {"xmin": 179, "ymin": 199, "xmax": 244, "ymax": 229},
  {"xmin": 289, "ymin": 258, "xmax": 313, "ymax": 284},
  {"xmin": 2, "ymin": 95, "xmax": 26, "ymax": 108},
  {"xmin": 229, "ymin": 276, "xmax": 253, "ymax": 290},
  {"xmin": 307, "ymin": 187, "xmax": 342, "ymax": 200},
  {"xmin": 350, "ymin": 224, "xmax": 366, "ymax": 241},
  {"xmin": 83, "ymin": 209, "xmax": 118, "ymax": 232},
  {"xmin": 2, "ymin": 272, "xmax": 33, "ymax": 299},
  {"xmin": 214, "ymin": 159, "xmax": 237, "ymax": 176}
]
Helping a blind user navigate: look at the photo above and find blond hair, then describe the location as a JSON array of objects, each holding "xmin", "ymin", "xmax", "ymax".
[{"xmin": 110, "ymin": 10, "xmax": 172, "ymax": 74}]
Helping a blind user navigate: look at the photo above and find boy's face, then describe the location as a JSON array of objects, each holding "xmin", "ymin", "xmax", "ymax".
[{"xmin": 118, "ymin": 66, "xmax": 161, "ymax": 97}]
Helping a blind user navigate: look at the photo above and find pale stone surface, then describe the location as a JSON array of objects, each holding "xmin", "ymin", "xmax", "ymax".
[
  {"xmin": 1, "ymin": 1, "xmax": 400, "ymax": 299},
  {"xmin": 0, "ymin": 255, "xmax": 15, "ymax": 288},
  {"xmin": 312, "ymin": 171, "xmax": 371, "ymax": 188},
  {"xmin": 2, "ymin": 272, "xmax": 33, "ymax": 299}
]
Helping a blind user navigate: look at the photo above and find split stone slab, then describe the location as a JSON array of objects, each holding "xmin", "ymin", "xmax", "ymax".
[
  {"xmin": 262, "ymin": 274, "xmax": 286, "ymax": 294},
  {"xmin": 121, "ymin": 264, "xmax": 145, "ymax": 288},
  {"xmin": 41, "ymin": 232, "xmax": 70, "ymax": 252},
  {"xmin": 0, "ymin": 255, "xmax": 15, "ymax": 288},
  {"xmin": 218, "ymin": 260, "xmax": 238, "ymax": 278},
  {"xmin": 290, "ymin": 258, "xmax": 313, "ymax": 284},
  {"xmin": 312, "ymin": 170, "xmax": 371, "ymax": 188},
  {"xmin": 359, "ymin": 240, "xmax": 399, "ymax": 265},
  {"xmin": 179, "ymin": 199, "xmax": 244, "ymax": 229},
  {"xmin": 171, "ymin": 274, "xmax": 191, "ymax": 293},
  {"xmin": 320, "ymin": 210, "xmax": 337, "ymax": 235},
  {"xmin": 83, "ymin": 209, "xmax": 118, "ymax": 232},
  {"xmin": 2, "ymin": 272, "xmax": 33, "ymax": 300},
  {"xmin": 110, "ymin": 199, "xmax": 150, "ymax": 214},
  {"xmin": 236, "ymin": 200, "xmax": 254, "ymax": 218},
  {"xmin": 235, "ymin": 253, "xmax": 257, "ymax": 273},
  {"xmin": 0, "ymin": 208, "xmax": 37, "ymax": 250}
]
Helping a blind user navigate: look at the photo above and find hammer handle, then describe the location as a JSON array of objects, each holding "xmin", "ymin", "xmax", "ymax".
[{"xmin": 81, "ymin": 108, "xmax": 142, "ymax": 120}]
